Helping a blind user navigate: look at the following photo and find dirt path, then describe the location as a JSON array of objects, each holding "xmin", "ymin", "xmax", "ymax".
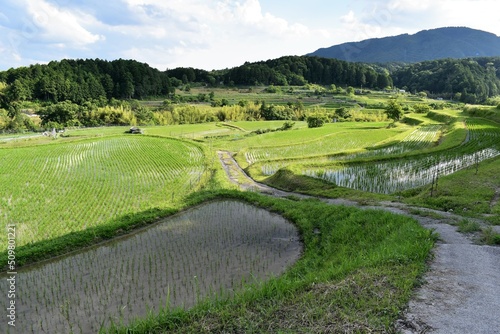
[{"xmin": 218, "ymin": 150, "xmax": 500, "ymax": 334}]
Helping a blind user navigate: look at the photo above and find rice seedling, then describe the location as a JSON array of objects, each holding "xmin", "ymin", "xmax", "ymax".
[
  {"xmin": 305, "ymin": 148, "xmax": 500, "ymax": 194},
  {"xmin": 244, "ymin": 128, "xmax": 399, "ymax": 164}
]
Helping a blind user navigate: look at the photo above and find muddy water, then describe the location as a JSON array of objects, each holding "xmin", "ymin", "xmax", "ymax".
[{"xmin": 0, "ymin": 200, "xmax": 302, "ymax": 334}]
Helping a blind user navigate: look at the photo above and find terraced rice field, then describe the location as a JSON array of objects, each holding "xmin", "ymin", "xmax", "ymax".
[
  {"xmin": 258, "ymin": 124, "xmax": 443, "ymax": 176},
  {"xmin": 339, "ymin": 124, "xmax": 443, "ymax": 160},
  {"xmin": 304, "ymin": 119, "xmax": 500, "ymax": 194},
  {"xmin": 245, "ymin": 128, "xmax": 399, "ymax": 164},
  {"xmin": 0, "ymin": 136, "xmax": 207, "ymax": 247}
]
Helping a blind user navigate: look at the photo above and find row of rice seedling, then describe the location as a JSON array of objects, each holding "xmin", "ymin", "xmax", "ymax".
[
  {"xmin": 258, "ymin": 125, "xmax": 441, "ymax": 176},
  {"xmin": 0, "ymin": 201, "xmax": 301, "ymax": 334},
  {"xmin": 229, "ymin": 122, "xmax": 390, "ymax": 153},
  {"xmin": 0, "ymin": 136, "xmax": 207, "ymax": 247},
  {"xmin": 338, "ymin": 124, "xmax": 443, "ymax": 160},
  {"xmin": 246, "ymin": 128, "xmax": 399, "ymax": 164},
  {"xmin": 261, "ymin": 163, "xmax": 289, "ymax": 176},
  {"xmin": 462, "ymin": 118, "xmax": 500, "ymax": 148},
  {"xmin": 304, "ymin": 120, "xmax": 500, "ymax": 194}
]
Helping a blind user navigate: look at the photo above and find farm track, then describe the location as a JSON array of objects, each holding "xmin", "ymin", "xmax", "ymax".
[{"xmin": 218, "ymin": 150, "xmax": 500, "ymax": 334}]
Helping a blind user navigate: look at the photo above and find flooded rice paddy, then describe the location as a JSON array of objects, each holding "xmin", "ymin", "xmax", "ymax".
[
  {"xmin": 0, "ymin": 201, "xmax": 302, "ymax": 333},
  {"xmin": 305, "ymin": 148, "xmax": 500, "ymax": 194}
]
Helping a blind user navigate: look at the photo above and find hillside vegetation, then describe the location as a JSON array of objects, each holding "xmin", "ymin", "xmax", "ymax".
[{"xmin": 3, "ymin": 53, "xmax": 500, "ymax": 134}]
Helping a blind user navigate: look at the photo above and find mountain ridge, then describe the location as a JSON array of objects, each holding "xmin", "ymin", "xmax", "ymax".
[{"xmin": 308, "ymin": 27, "xmax": 500, "ymax": 63}]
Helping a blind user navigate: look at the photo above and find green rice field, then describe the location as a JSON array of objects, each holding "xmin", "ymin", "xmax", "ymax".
[{"xmin": 0, "ymin": 135, "xmax": 208, "ymax": 247}]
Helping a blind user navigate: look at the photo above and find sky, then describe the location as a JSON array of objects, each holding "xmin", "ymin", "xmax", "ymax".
[{"xmin": 1, "ymin": 0, "xmax": 499, "ymax": 72}]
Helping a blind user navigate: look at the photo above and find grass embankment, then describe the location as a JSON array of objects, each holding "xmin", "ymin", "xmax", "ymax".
[{"xmin": 107, "ymin": 190, "xmax": 435, "ymax": 333}]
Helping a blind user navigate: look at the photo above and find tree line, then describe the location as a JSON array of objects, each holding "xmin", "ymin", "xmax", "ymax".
[
  {"xmin": 0, "ymin": 58, "xmax": 173, "ymax": 106},
  {"xmin": 167, "ymin": 56, "xmax": 393, "ymax": 89}
]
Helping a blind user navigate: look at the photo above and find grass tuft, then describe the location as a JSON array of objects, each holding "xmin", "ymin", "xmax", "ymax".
[
  {"xmin": 481, "ymin": 227, "xmax": 500, "ymax": 245},
  {"xmin": 456, "ymin": 219, "xmax": 482, "ymax": 233}
]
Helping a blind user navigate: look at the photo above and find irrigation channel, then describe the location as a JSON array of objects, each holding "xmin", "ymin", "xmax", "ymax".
[
  {"xmin": 218, "ymin": 150, "xmax": 500, "ymax": 334},
  {"xmin": 0, "ymin": 201, "xmax": 301, "ymax": 333}
]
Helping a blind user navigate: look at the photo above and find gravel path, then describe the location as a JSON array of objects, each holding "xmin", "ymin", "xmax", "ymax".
[{"xmin": 218, "ymin": 150, "xmax": 500, "ymax": 334}]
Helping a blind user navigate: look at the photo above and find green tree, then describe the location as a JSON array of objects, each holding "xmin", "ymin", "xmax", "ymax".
[
  {"xmin": 39, "ymin": 101, "xmax": 80, "ymax": 126},
  {"xmin": 0, "ymin": 82, "xmax": 9, "ymax": 109},
  {"xmin": 384, "ymin": 99, "xmax": 404, "ymax": 122},
  {"xmin": 335, "ymin": 107, "xmax": 351, "ymax": 119},
  {"xmin": 413, "ymin": 103, "xmax": 431, "ymax": 113},
  {"xmin": 306, "ymin": 114, "xmax": 328, "ymax": 128},
  {"xmin": 8, "ymin": 79, "xmax": 32, "ymax": 101}
]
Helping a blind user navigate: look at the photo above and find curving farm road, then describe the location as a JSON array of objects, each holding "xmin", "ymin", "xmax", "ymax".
[{"xmin": 217, "ymin": 150, "xmax": 500, "ymax": 334}]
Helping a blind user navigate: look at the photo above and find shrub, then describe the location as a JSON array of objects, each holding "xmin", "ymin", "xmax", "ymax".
[
  {"xmin": 279, "ymin": 121, "xmax": 295, "ymax": 131},
  {"xmin": 307, "ymin": 114, "xmax": 328, "ymax": 128},
  {"xmin": 413, "ymin": 103, "xmax": 431, "ymax": 113},
  {"xmin": 335, "ymin": 107, "xmax": 351, "ymax": 119}
]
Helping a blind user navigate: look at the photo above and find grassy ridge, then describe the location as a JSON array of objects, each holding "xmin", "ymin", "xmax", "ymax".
[{"xmin": 104, "ymin": 190, "xmax": 435, "ymax": 333}]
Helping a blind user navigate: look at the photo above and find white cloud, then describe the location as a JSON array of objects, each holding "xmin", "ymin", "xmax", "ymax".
[
  {"xmin": 23, "ymin": 0, "xmax": 104, "ymax": 47},
  {"xmin": 235, "ymin": 0, "xmax": 263, "ymax": 24},
  {"xmin": 338, "ymin": 9, "xmax": 398, "ymax": 43},
  {"xmin": 114, "ymin": 0, "xmax": 318, "ymax": 69},
  {"xmin": 340, "ymin": 11, "xmax": 356, "ymax": 25},
  {"xmin": 387, "ymin": 0, "xmax": 433, "ymax": 12},
  {"xmin": 220, "ymin": 0, "xmax": 311, "ymax": 38}
]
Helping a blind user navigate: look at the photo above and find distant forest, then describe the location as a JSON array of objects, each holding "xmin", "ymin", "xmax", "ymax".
[
  {"xmin": 0, "ymin": 56, "xmax": 393, "ymax": 108},
  {"xmin": 2, "ymin": 55, "xmax": 500, "ymax": 131},
  {"xmin": 168, "ymin": 56, "xmax": 393, "ymax": 89},
  {"xmin": 392, "ymin": 57, "xmax": 500, "ymax": 103}
]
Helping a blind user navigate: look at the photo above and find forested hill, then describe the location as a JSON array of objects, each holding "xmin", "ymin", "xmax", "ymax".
[
  {"xmin": 0, "ymin": 58, "xmax": 173, "ymax": 105},
  {"xmin": 168, "ymin": 56, "xmax": 393, "ymax": 89},
  {"xmin": 392, "ymin": 57, "xmax": 500, "ymax": 103},
  {"xmin": 2, "ymin": 54, "xmax": 500, "ymax": 109},
  {"xmin": 0, "ymin": 56, "xmax": 392, "ymax": 108},
  {"xmin": 308, "ymin": 27, "xmax": 500, "ymax": 63}
]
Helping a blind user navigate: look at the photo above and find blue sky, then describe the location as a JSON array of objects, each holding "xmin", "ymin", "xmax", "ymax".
[{"xmin": 1, "ymin": 0, "xmax": 499, "ymax": 71}]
